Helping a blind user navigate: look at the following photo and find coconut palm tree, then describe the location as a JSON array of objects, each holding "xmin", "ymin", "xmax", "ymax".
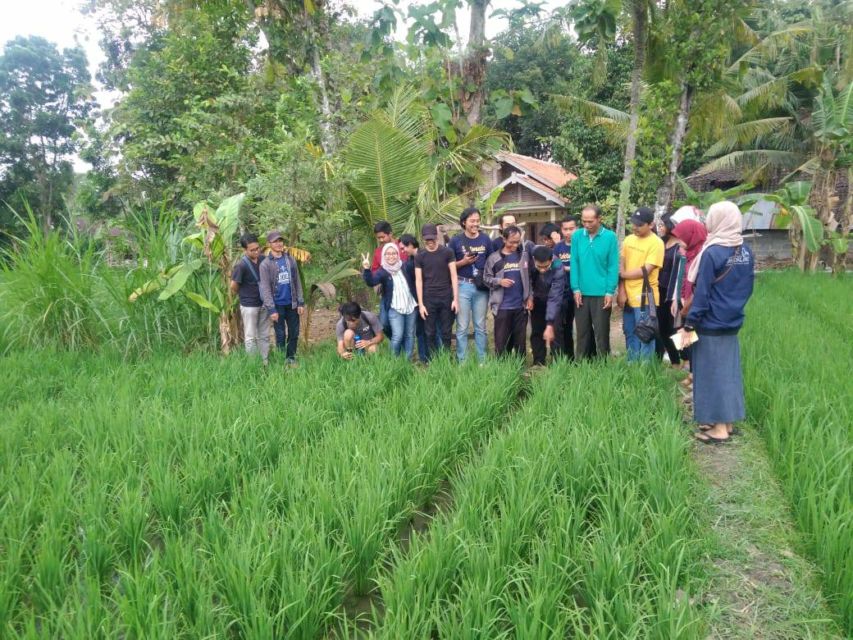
[
  {"xmin": 698, "ymin": 1, "xmax": 852, "ymax": 271},
  {"xmin": 342, "ymin": 87, "xmax": 511, "ymax": 236}
]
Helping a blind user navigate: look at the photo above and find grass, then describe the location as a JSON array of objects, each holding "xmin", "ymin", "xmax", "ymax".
[
  {"xmin": 0, "ymin": 348, "xmax": 521, "ymax": 637},
  {"xmin": 741, "ymin": 271, "xmax": 853, "ymax": 634},
  {"xmin": 368, "ymin": 361, "xmax": 709, "ymax": 639}
]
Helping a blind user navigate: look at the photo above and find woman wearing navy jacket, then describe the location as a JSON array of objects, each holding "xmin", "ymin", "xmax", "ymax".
[
  {"xmin": 362, "ymin": 243, "xmax": 418, "ymax": 358},
  {"xmin": 679, "ymin": 201, "xmax": 755, "ymax": 444}
]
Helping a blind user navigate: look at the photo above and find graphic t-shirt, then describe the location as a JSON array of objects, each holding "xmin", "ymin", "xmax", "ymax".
[
  {"xmin": 335, "ymin": 311, "xmax": 382, "ymax": 341},
  {"xmin": 448, "ymin": 233, "xmax": 492, "ymax": 279},
  {"xmin": 621, "ymin": 233, "xmax": 664, "ymax": 307},
  {"xmin": 499, "ymin": 254, "xmax": 524, "ymax": 310},
  {"xmin": 231, "ymin": 256, "xmax": 264, "ymax": 307},
  {"xmin": 414, "ymin": 247, "xmax": 454, "ymax": 302},
  {"xmin": 553, "ymin": 240, "xmax": 571, "ymax": 287},
  {"xmin": 273, "ymin": 255, "xmax": 293, "ymax": 306}
]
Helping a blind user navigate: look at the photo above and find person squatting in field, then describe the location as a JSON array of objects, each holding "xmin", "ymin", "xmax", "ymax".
[{"xmin": 336, "ymin": 301, "xmax": 385, "ymax": 359}]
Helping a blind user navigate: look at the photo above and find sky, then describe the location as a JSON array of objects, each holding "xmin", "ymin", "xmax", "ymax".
[
  {"xmin": 1, "ymin": 0, "xmax": 562, "ymax": 82},
  {"xmin": 0, "ymin": 0, "xmax": 561, "ymax": 169}
]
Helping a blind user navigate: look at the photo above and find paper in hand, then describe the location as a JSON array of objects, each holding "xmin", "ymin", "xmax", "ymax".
[{"xmin": 671, "ymin": 330, "xmax": 699, "ymax": 350}]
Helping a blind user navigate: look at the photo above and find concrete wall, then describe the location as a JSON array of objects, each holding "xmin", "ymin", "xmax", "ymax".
[{"xmin": 743, "ymin": 231, "xmax": 792, "ymax": 261}]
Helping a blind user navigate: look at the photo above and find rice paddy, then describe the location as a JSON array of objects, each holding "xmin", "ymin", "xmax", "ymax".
[{"xmin": 0, "ymin": 271, "xmax": 850, "ymax": 638}]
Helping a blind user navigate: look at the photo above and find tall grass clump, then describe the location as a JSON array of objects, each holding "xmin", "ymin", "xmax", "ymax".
[
  {"xmin": 742, "ymin": 271, "xmax": 853, "ymax": 633},
  {"xmin": 0, "ymin": 206, "xmax": 222, "ymax": 355},
  {"xmin": 371, "ymin": 360, "xmax": 708, "ymax": 639},
  {"xmin": 0, "ymin": 207, "xmax": 115, "ymax": 350}
]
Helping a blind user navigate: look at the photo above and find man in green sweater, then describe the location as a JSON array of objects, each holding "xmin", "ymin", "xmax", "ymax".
[{"xmin": 570, "ymin": 204, "xmax": 619, "ymax": 359}]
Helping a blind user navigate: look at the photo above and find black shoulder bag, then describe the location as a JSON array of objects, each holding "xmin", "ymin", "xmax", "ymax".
[{"xmin": 633, "ymin": 266, "xmax": 659, "ymax": 344}]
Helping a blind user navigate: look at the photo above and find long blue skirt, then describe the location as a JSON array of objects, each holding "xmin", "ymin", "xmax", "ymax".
[{"xmin": 692, "ymin": 333, "xmax": 746, "ymax": 425}]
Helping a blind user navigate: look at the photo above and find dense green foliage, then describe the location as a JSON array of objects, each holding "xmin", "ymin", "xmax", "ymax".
[
  {"xmin": 0, "ymin": 36, "xmax": 94, "ymax": 238},
  {"xmin": 742, "ymin": 272, "xmax": 853, "ymax": 633}
]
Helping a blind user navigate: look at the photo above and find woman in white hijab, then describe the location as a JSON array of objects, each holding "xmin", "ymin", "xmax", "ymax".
[
  {"xmin": 679, "ymin": 201, "xmax": 755, "ymax": 444},
  {"xmin": 362, "ymin": 243, "xmax": 418, "ymax": 358}
]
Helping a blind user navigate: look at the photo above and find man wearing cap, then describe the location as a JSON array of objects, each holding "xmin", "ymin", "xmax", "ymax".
[
  {"xmin": 259, "ymin": 230, "xmax": 305, "ymax": 366},
  {"xmin": 415, "ymin": 223, "xmax": 459, "ymax": 361},
  {"xmin": 618, "ymin": 207, "xmax": 664, "ymax": 361},
  {"xmin": 570, "ymin": 204, "xmax": 619, "ymax": 359}
]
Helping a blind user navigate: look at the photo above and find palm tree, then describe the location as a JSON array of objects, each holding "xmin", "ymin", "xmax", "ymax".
[
  {"xmin": 342, "ymin": 88, "xmax": 511, "ymax": 236},
  {"xmin": 698, "ymin": 2, "xmax": 852, "ymax": 271}
]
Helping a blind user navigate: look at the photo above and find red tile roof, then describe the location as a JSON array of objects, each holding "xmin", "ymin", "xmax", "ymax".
[
  {"xmin": 497, "ymin": 152, "xmax": 577, "ymax": 188},
  {"xmin": 515, "ymin": 175, "xmax": 567, "ymax": 206}
]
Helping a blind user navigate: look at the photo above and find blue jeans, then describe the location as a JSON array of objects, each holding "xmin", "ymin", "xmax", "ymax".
[
  {"xmin": 388, "ymin": 308, "xmax": 415, "ymax": 358},
  {"xmin": 456, "ymin": 282, "xmax": 488, "ymax": 362},
  {"xmin": 623, "ymin": 305, "xmax": 655, "ymax": 362}
]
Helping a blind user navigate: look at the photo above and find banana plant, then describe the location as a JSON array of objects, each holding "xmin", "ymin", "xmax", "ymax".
[
  {"xmin": 130, "ymin": 193, "xmax": 245, "ymax": 353},
  {"xmin": 762, "ymin": 181, "xmax": 824, "ymax": 270},
  {"xmin": 298, "ymin": 259, "xmax": 359, "ymax": 346}
]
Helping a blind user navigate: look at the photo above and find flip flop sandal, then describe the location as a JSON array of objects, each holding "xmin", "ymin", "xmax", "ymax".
[
  {"xmin": 698, "ymin": 424, "xmax": 713, "ymax": 431},
  {"xmin": 728, "ymin": 427, "xmax": 742, "ymax": 437},
  {"xmin": 694, "ymin": 431, "xmax": 731, "ymax": 445}
]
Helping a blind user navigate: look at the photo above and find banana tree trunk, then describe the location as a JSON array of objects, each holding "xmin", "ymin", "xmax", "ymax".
[
  {"xmin": 616, "ymin": 3, "xmax": 648, "ymax": 241},
  {"xmin": 655, "ymin": 82, "xmax": 693, "ymax": 219},
  {"xmin": 832, "ymin": 167, "xmax": 852, "ymax": 275}
]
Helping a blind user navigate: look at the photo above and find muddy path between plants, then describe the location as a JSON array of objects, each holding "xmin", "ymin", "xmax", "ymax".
[{"xmin": 677, "ymin": 383, "xmax": 843, "ymax": 639}]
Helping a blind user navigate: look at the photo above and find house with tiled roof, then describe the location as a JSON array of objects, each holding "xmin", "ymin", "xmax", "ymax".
[{"xmin": 480, "ymin": 152, "xmax": 577, "ymax": 240}]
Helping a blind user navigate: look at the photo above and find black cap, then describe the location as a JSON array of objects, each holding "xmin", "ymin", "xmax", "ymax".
[
  {"xmin": 421, "ymin": 223, "xmax": 438, "ymax": 240},
  {"xmin": 630, "ymin": 207, "xmax": 654, "ymax": 226}
]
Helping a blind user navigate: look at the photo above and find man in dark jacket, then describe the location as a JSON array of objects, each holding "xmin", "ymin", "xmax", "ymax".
[
  {"xmin": 259, "ymin": 230, "xmax": 305, "ymax": 366},
  {"xmin": 529, "ymin": 244, "xmax": 565, "ymax": 365}
]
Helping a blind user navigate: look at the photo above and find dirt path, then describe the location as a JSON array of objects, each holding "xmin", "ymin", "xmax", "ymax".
[{"xmin": 677, "ymin": 384, "xmax": 843, "ymax": 639}]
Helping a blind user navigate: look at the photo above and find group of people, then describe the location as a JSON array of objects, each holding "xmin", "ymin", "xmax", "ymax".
[{"xmin": 231, "ymin": 200, "xmax": 755, "ymax": 443}]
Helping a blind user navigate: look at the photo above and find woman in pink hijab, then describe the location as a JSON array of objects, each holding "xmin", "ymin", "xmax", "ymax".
[{"xmin": 678, "ymin": 201, "xmax": 755, "ymax": 444}]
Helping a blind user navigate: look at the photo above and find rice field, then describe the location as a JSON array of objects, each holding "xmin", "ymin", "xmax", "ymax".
[
  {"xmin": 0, "ymin": 271, "xmax": 850, "ymax": 638},
  {"xmin": 742, "ymin": 272, "xmax": 853, "ymax": 633}
]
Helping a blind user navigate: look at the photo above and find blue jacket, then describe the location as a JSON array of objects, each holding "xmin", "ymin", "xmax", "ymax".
[
  {"xmin": 363, "ymin": 261, "xmax": 417, "ymax": 310},
  {"xmin": 686, "ymin": 244, "xmax": 754, "ymax": 334}
]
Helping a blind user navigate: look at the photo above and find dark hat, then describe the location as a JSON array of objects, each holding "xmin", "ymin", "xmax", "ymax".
[
  {"xmin": 630, "ymin": 207, "xmax": 654, "ymax": 226},
  {"xmin": 421, "ymin": 223, "xmax": 438, "ymax": 240},
  {"xmin": 266, "ymin": 230, "xmax": 284, "ymax": 243}
]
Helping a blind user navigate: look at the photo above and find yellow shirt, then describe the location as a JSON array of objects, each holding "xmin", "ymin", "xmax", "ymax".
[{"xmin": 621, "ymin": 233, "xmax": 664, "ymax": 306}]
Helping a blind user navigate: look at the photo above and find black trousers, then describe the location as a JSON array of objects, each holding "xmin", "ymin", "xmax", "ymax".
[
  {"xmin": 556, "ymin": 298, "xmax": 575, "ymax": 360},
  {"xmin": 494, "ymin": 307, "xmax": 528, "ymax": 358},
  {"xmin": 575, "ymin": 296, "xmax": 611, "ymax": 359},
  {"xmin": 655, "ymin": 301, "xmax": 682, "ymax": 364},
  {"xmin": 530, "ymin": 298, "xmax": 555, "ymax": 365},
  {"xmin": 273, "ymin": 304, "xmax": 300, "ymax": 359},
  {"xmin": 424, "ymin": 297, "xmax": 454, "ymax": 361}
]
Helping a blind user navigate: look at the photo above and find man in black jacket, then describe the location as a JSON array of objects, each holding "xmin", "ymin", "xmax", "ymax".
[{"xmin": 529, "ymin": 244, "xmax": 565, "ymax": 366}]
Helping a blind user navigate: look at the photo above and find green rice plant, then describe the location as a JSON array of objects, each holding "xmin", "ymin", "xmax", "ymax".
[
  {"xmin": 742, "ymin": 272, "xmax": 853, "ymax": 633},
  {"xmin": 0, "ymin": 347, "xmax": 421, "ymax": 636},
  {"xmin": 371, "ymin": 361, "xmax": 707, "ymax": 639}
]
